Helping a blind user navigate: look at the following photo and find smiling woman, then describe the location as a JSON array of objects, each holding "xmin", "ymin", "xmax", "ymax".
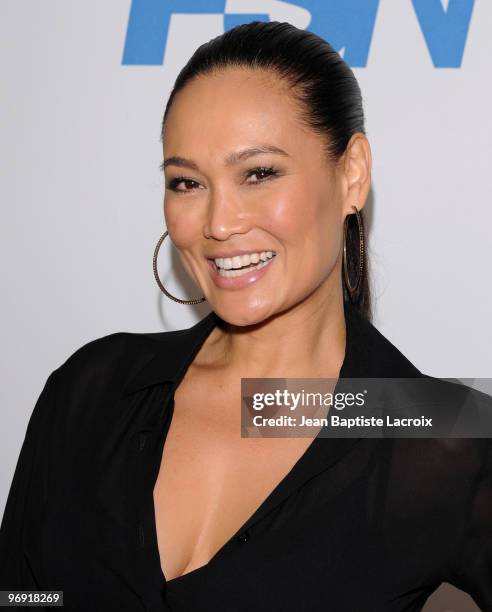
[
  {"xmin": 159, "ymin": 87, "xmax": 370, "ymax": 334},
  {"xmin": 0, "ymin": 20, "xmax": 491, "ymax": 612}
]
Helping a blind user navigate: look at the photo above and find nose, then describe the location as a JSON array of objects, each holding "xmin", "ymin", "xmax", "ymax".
[{"xmin": 203, "ymin": 185, "xmax": 252, "ymax": 241}]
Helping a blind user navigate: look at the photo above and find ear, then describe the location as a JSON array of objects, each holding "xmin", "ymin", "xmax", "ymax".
[{"xmin": 338, "ymin": 133, "xmax": 372, "ymax": 216}]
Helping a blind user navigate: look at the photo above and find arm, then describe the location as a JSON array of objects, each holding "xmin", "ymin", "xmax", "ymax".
[
  {"xmin": 444, "ymin": 439, "xmax": 492, "ymax": 610},
  {"xmin": 0, "ymin": 368, "xmax": 60, "ymax": 588}
]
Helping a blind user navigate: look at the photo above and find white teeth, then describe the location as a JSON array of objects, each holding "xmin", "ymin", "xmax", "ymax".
[
  {"xmin": 231, "ymin": 255, "xmax": 242, "ymax": 269},
  {"xmin": 214, "ymin": 250, "xmax": 275, "ymax": 270},
  {"xmin": 217, "ymin": 256, "xmax": 275, "ymax": 277}
]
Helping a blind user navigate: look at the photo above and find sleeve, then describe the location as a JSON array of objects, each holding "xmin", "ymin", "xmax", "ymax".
[
  {"xmin": 0, "ymin": 368, "xmax": 60, "ymax": 588},
  {"xmin": 444, "ymin": 439, "xmax": 492, "ymax": 610}
]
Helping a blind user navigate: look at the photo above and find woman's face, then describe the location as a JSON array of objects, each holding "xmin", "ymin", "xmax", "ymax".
[{"xmin": 162, "ymin": 67, "xmax": 369, "ymax": 326}]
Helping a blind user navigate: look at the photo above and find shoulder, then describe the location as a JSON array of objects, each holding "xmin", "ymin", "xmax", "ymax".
[
  {"xmin": 346, "ymin": 305, "xmax": 492, "ymax": 419},
  {"xmin": 31, "ymin": 326, "xmax": 197, "ymax": 445},
  {"xmin": 384, "ymin": 377, "xmax": 492, "ymax": 522},
  {"xmin": 55, "ymin": 331, "xmax": 144, "ymax": 378},
  {"xmin": 52, "ymin": 328, "xmax": 185, "ymax": 398}
]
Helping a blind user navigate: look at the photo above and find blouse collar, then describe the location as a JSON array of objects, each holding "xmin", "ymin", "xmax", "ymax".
[{"xmin": 122, "ymin": 302, "xmax": 424, "ymax": 540}]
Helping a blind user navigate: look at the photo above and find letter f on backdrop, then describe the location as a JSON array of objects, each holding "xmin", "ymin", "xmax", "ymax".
[{"xmin": 122, "ymin": 0, "xmax": 269, "ymax": 65}]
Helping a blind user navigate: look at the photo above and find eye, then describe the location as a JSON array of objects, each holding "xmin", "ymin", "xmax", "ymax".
[
  {"xmin": 166, "ymin": 165, "xmax": 280, "ymax": 194},
  {"xmin": 245, "ymin": 166, "xmax": 280, "ymax": 184},
  {"xmin": 166, "ymin": 177, "xmax": 201, "ymax": 194}
]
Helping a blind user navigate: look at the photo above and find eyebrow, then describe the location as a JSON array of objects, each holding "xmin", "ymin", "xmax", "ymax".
[{"xmin": 159, "ymin": 145, "xmax": 290, "ymax": 173}]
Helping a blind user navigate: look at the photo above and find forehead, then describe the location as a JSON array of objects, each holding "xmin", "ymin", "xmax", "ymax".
[{"xmin": 163, "ymin": 67, "xmax": 321, "ymax": 158}]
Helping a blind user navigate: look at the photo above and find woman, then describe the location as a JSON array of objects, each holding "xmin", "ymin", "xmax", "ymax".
[{"xmin": 0, "ymin": 21, "xmax": 490, "ymax": 612}]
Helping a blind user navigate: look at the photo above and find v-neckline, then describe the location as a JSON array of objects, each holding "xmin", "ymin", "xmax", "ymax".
[{"xmin": 148, "ymin": 303, "xmax": 364, "ymax": 586}]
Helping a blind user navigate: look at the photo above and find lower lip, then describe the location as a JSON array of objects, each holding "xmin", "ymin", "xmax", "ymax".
[{"xmin": 206, "ymin": 256, "xmax": 277, "ymax": 290}]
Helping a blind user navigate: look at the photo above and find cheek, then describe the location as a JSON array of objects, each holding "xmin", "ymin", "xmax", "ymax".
[
  {"xmin": 309, "ymin": 206, "xmax": 343, "ymax": 278},
  {"xmin": 164, "ymin": 202, "xmax": 201, "ymax": 250},
  {"xmin": 263, "ymin": 189, "xmax": 313, "ymax": 238},
  {"xmin": 266, "ymin": 188, "xmax": 342, "ymax": 284},
  {"xmin": 266, "ymin": 187, "xmax": 340, "ymax": 251}
]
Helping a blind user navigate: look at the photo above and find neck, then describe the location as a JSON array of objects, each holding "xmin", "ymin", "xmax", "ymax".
[{"xmin": 211, "ymin": 283, "xmax": 347, "ymax": 381}]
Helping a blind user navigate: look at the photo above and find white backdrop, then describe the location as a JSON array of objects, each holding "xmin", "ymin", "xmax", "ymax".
[{"xmin": 1, "ymin": 0, "xmax": 491, "ymax": 583}]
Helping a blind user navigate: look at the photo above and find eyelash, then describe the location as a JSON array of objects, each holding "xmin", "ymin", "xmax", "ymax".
[{"xmin": 166, "ymin": 166, "xmax": 280, "ymax": 194}]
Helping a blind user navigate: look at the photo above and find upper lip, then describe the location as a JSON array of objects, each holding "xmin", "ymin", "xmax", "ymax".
[{"xmin": 206, "ymin": 249, "xmax": 276, "ymax": 259}]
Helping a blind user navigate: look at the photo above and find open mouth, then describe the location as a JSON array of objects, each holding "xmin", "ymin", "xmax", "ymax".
[{"xmin": 207, "ymin": 254, "xmax": 277, "ymax": 277}]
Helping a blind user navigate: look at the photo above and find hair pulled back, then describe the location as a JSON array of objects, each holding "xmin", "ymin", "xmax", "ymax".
[{"xmin": 161, "ymin": 21, "xmax": 371, "ymax": 320}]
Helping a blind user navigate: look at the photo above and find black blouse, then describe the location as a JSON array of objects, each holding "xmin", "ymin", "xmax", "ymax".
[{"xmin": 0, "ymin": 301, "xmax": 491, "ymax": 611}]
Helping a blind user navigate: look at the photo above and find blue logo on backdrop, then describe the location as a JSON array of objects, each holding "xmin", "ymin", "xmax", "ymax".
[{"xmin": 122, "ymin": 0, "xmax": 475, "ymax": 68}]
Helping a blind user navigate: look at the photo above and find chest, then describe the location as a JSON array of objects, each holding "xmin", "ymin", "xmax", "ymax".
[{"xmin": 152, "ymin": 382, "xmax": 318, "ymax": 582}]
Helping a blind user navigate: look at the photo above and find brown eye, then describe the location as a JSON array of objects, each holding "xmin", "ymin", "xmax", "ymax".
[
  {"xmin": 245, "ymin": 166, "xmax": 279, "ymax": 184},
  {"xmin": 166, "ymin": 178, "xmax": 200, "ymax": 193}
]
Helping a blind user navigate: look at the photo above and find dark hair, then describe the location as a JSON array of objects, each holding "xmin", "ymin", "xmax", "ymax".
[{"xmin": 161, "ymin": 21, "xmax": 371, "ymax": 321}]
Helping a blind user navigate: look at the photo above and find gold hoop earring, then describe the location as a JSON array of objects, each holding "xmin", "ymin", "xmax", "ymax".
[
  {"xmin": 342, "ymin": 205, "xmax": 365, "ymax": 301},
  {"xmin": 153, "ymin": 230, "xmax": 206, "ymax": 304}
]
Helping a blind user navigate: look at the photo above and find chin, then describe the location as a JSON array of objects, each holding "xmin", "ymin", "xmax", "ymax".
[{"xmin": 213, "ymin": 302, "xmax": 275, "ymax": 328}]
